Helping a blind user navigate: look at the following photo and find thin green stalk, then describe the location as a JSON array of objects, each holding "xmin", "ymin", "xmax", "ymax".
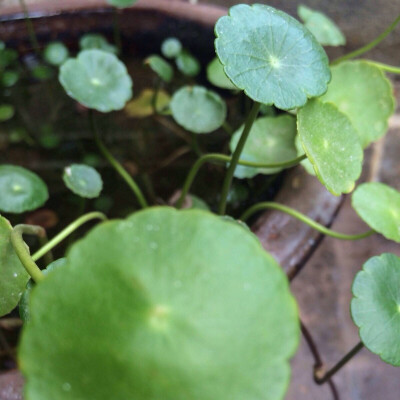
[
  {"xmin": 218, "ymin": 101, "xmax": 261, "ymax": 215},
  {"xmin": 240, "ymin": 202, "xmax": 375, "ymax": 240},
  {"xmin": 176, "ymin": 153, "xmax": 306, "ymax": 209},
  {"xmin": 315, "ymin": 342, "xmax": 364, "ymax": 384},
  {"xmin": 32, "ymin": 212, "xmax": 107, "ymax": 262},
  {"xmin": 365, "ymin": 60, "xmax": 400, "ymax": 74},
  {"xmin": 89, "ymin": 111, "xmax": 148, "ymax": 208},
  {"xmin": 18, "ymin": 0, "xmax": 40, "ymax": 56},
  {"xmin": 222, "ymin": 121, "xmax": 234, "ymax": 135},
  {"xmin": 112, "ymin": 8, "xmax": 122, "ymax": 54},
  {"xmin": 11, "ymin": 225, "xmax": 44, "ymax": 283},
  {"xmin": 332, "ymin": 14, "xmax": 400, "ymax": 65}
]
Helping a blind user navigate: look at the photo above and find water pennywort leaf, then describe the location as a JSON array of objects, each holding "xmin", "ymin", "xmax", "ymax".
[
  {"xmin": 79, "ymin": 34, "xmax": 118, "ymax": 54},
  {"xmin": 215, "ymin": 4, "xmax": 331, "ymax": 110},
  {"xmin": 125, "ymin": 89, "xmax": 170, "ymax": 118},
  {"xmin": 0, "ymin": 165, "xmax": 48, "ymax": 213},
  {"xmin": 207, "ymin": 57, "xmax": 237, "ymax": 90},
  {"xmin": 43, "ymin": 42, "xmax": 69, "ymax": 66},
  {"xmin": 161, "ymin": 38, "xmax": 182, "ymax": 59},
  {"xmin": 19, "ymin": 207, "xmax": 299, "ymax": 400},
  {"xmin": 352, "ymin": 182, "xmax": 400, "ymax": 243},
  {"xmin": 144, "ymin": 55, "xmax": 174, "ymax": 83},
  {"xmin": 351, "ymin": 253, "xmax": 400, "ymax": 366},
  {"xmin": 63, "ymin": 164, "xmax": 103, "ymax": 199},
  {"xmin": 175, "ymin": 50, "xmax": 200, "ymax": 77},
  {"xmin": 171, "ymin": 86, "xmax": 226, "ymax": 134},
  {"xmin": 297, "ymin": 99, "xmax": 363, "ymax": 195}
]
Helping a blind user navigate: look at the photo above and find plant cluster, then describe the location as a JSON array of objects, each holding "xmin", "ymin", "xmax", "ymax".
[{"xmin": 0, "ymin": 1, "xmax": 400, "ymax": 399}]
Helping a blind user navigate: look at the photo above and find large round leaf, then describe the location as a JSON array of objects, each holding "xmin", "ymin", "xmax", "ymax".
[
  {"xmin": 63, "ymin": 164, "xmax": 103, "ymax": 199},
  {"xmin": 230, "ymin": 115, "xmax": 297, "ymax": 179},
  {"xmin": 298, "ymin": 5, "xmax": 346, "ymax": 47},
  {"xmin": 19, "ymin": 207, "xmax": 299, "ymax": 400},
  {"xmin": 351, "ymin": 253, "xmax": 400, "ymax": 366},
  {"xmin": 59, "ymin": 49, "xmax": 132, "ymax": 112},
  {"xmin": 320, "ymin": 61, "xmax": 395, "ymax": 148},
  {"xmin": 215, "ymin": 4, "xmax": 330, "ymax": 110},
  {"xmin": 297, "ymin": 99, "xmax": 363, "ymax": 195},
  {"xmin": 352, "ymin": 182, "xmax": 400, "ymax": 243},
  {"xmin": 0, "ymin": 216, "xmax": 30, "ymax": 316},
  {"xmin": 170, "ymin": 86, "xmax": 227, "ymax": 134},
  {"xmin": 0, "ymin": 165, "xmax": 48, "ymax": 213}
]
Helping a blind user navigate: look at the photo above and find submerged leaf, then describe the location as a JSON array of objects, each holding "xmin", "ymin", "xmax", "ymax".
[
  {"xmin": 19, "ymin": 207, "xmax": 299, "ymax": 400},
  {"xmin": 351, "ymin": 253, "xmax": 400, "ymax": 366},
  {"xmin": 63, "ymin": 164, "xmax": 103, "ymax": 199},
  {"xmin": 215, "ymin": 4, "xmax": 330, "ymax": 110}
]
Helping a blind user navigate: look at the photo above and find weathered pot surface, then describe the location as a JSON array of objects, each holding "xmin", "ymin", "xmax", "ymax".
[{"xmin": 0, "ymin": 0, "xmax": 342, "ymax": 396}]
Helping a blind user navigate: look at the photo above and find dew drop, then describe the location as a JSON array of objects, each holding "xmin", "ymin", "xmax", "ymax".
[
  {"xmin": 62, "ymin": 382, "xmax": 71, "ymax": 392},
  {"xmin": 13, "ymin": 273, "xmax": 18, "ymax": 278}
]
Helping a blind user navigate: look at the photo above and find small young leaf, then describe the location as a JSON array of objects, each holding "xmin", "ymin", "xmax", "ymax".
[
  {"xmin": 59, "ymin": 49, "xmax": 133, "ymax": 112},
  {"xmin": 19, "ymin": 207, "xmax": 299, "ymax": 400},
  {"xmin": 352, "ymin": 182, "xmax": 400, "ymax": 243},
  {"xmin": 298, "ymin": 5, "xmax": 346, "ymax": 46},
  {"xmin": 230, "ymin": 115, "xmax": 297, "ymax": 179},
  {"xmin": 79, "ymin": 34, "xmax": 118, "ymax": 54},
  {"xmin": 320, "ymin": 61, "xmax": 395, "ymax": 148},
  {"xmin": 215, "ymin": 4, "xmax": 330, "ymax": 110},
  {"xmin": 297, "ymin": 99, "xmax": 363, "ymax": 195},
  {"xmin": 1, "ymin": 70, "xmax": 19, "ymax": 87},
  {"xmin": 32, "ymin": 65, "xmax": 54, "ymax": 81},
  {"xmin": 0, "ymin": 165, "xmax": 48, "ymax": 213},
  {"xmin": 106, "ymin": 0, "xmax": 138, "ymax": 8},
  {"xmin": 0, "ymin": 216, "xmax": 30, "ymax": 317},
  {"xmin": 207, "ymin": 57, "xmax": 237, "ymax": 90},
  {"xmin": 43, "ymin": 42, "xmax": 69, "ymax": 66},
  {"xmin": 351, "ymin": 253, "xmax": 400, "ymax": 366},
  {"xmin": 63, "ymin": 164, "xmax": 103, "ymax": 199},
  {"xmin": 144, "ymin": 55, "xmax": 173, "ymax": 83},
  {"xmin": 0, "ymin": 104, "xmax": 15, "ymax": 121},
  {"xmin": 161, "ymin": 37, "xmax": 182, "ymax": 59},
  {"xmin": 0, "ymin": 48, "xmax": 18, "ymax": 69},
  {"xmin": 175, "ymin": 50, "xmax": 200, "ymax": 77},
  {"xmin": 125, "ymin": 89, "xmax": 170, "ymax": 118},
  {"xmin": 171, "ymin": 86, "xmax": 226, "ymax": 134}
]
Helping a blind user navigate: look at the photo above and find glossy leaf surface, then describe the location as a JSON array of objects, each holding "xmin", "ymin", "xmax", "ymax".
[
  {"xmin": 215, "ymin": 4, "xmax": 330, "ymax": 110},
  {"xmin": 63, "ymin": 164, "xmax": 103, "ymax": 199},
  {"xmin": 59, "ymin": 49, "xmax": 132, "ymax": 112},
  {"xmin": 352, "ymin": 182, "xmax": 400, "ymax": 242},
  {"xmin": 0, "ymin": 165, "xmax": 48, "ymax": 213},
  {"xmin": 0, "ymin": 216, "xmax": 30, "ymax": 316},
  {"xmin": 171, "ymin": 86, "xmax": 226, "ymax": 134},
  {"xmin": 20, "ymin": 207, "xmax": 299, "ymax": 400},
  {"xmin": 297, "ymin": 99, "xmax": 363, "ymax": 195},
  {"xmin": 230, "ymin": 115, "xmax": 297, "ymax": 179},
  {"xmin": 320, "ymin": 61, "xmax": 395, "ymax": 148},
  {"xmin": 351, "ymin": 253, "xmax": 400, "ymax": 366}
]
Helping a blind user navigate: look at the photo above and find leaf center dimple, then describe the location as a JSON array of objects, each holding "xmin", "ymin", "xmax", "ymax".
[
  {"xmin": 269, "ymin": 55, "xmax": 281, "ymax": 69},
  {"xmin": 90, "ymin": 77, "xmax": 103, "ymax": 86},
  {"xmin": 12, "ymin": 183, "xmax": 23, "ymax": 193},
  {"xmin": 148, "ymin": 305, "xmax": 171, "ymax": 331}
]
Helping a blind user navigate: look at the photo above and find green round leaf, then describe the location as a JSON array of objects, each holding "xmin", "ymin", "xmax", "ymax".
[
  {"xmin": 298, "ymin": 5, "xmax": 346, "ymax": 46},
  {"xmin": 19, "ymin": 258, "xmax": 67, "ymax": 323},
  {"xmin": 144, "ymin": 55, "xmax": 173, "ymax": 83},
  {"xmin": 44, "ymin": 42, "xmax": 69, "ymax": 66},
  {"xmin": 171, "ymin": 86, "xmax": 226, "ymax": 134},
  {"xmin": 161, "ymin": 38, "xmax": 182, "ymax": 59},
  {"xmin": 297, "ymin": 99, "xmax": 363, "ymax": 196},
  {"xmin": 32, "ymin": 65, "xmax": 54, "ymax": 81},
  {"xmin": 320, "ymin": 61, "xmax": 395, "ymax": 148},
  {"xmin": 207, "ymin": 57, "xmax": 237, "ymax": 90},
  {"xmin": 63, "ymin": 164, "xmax": 103, "ymax": 199},
  {"xmin": 215, "ymin": 4, "xmax": 330, "ymax": 110},
  {"xmin": 20, "ymin": 207, "xmax": 299, "ymax": 400},
  {"xmin": 0, "ymin": 165, "xmax": 48, "ymax": 213},
  {"xmin": 0, "ymin": 104, "xmax": 15, "ymax": 121},
  {"xmin": 106, "ymin": 0, "xmax": 138, "ymax": 8},
  {"xmin": 295, "ymin": 135, "xmax": 315, "ymax": 176},
  {"xmin": 1, "ymin": 70, "xmax": 19, "ymax": 87},
  {"xmin": 175, "ymin": 50, "xmax": 200, "ymax": 77},
  {"xmin": 59, "ymin": 49, "xmax": 133, "ymax": 112},
  {"xmin": 352, "ymin": 182, "xmax": 400, "ymax": 242},
  {"xmin": 230, "ymin": 115, "xmax": 297, "ymax": 179},
  {"xmin": 125, "ymin": 89, "xmax": 170, "ymax": 118},
  {"xmin": 79, "ymin": 34, "xmax": 117, "ymax": 54},
  {"xmin": 351, "ymin": 253, "xmax": 400, "ymax": 366},
  {"xmin": 0, "ymin": 216, "xmax": 30, "ymax": 317},
  {"xmin": 0, "ymin": 48, "xmax": 18, "ymax": 69}
]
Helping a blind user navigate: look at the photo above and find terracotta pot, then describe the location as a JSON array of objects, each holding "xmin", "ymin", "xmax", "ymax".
[{"xmin": 0, "ymin": 0, "xmax": 342, "ymax": 396}]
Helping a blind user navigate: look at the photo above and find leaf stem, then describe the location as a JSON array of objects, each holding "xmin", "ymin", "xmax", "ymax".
[
  {"xmin": 18, "ymin": 0, "xmax": 40, "ymax": 57},
  {"xmin": 365, "ymin": 60, "xmax": 400, "ymax": 74},
  {"xmin": 240, "ymin": 202, "xmax": 375, "ymax": 240},
  {"xmin": 332, "ymin": 14, "xmax": 400, "ymax": 65},
  {"xmin": 176, "ymin": 153, "xmax": 306, "ymax": 209},
  {"xmin": 11, "ymin": 225, "xmax": 45, "ymax": 283},
  {"xmin": 32, "ymin": 212, "xmax": 107, "ymax": 262},
  {"xmin": 314, "ymin": 341, "xmax": 364, "ymax": 384},
  {"xmin": 151, "ymin": 78, "xmax": 162, "ymax": 114},
  {"xmin": 89, "ymin": 110, "xmax": 148, "ymax": 208},
  {"xmin": 218, "ymin": 101, "xmax": 261, "ymax": 215}
]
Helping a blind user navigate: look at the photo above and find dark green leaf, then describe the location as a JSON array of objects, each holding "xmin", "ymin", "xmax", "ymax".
[
  {"xmin": 1, "ymin": 70, "xmax": 19, "ymax": 87},
  {"xmin": 0, "ymin": 104, "xmax": 15, "ymax": 121}
]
